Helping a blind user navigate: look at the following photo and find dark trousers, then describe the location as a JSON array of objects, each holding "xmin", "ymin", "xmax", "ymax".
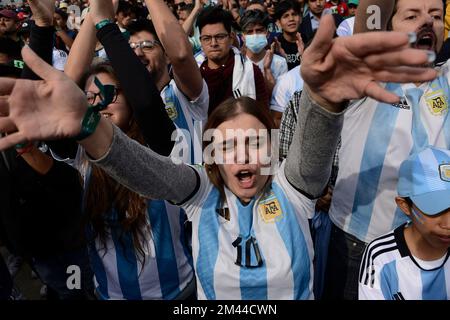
[
  {"xmin": 31, "ymin": 247, "xmax": 95, "ymax": 300},
  {"xmin": 0, "ymin": 254, "xmax": 12, "ymax": 300},
  {"xmin": 323, "ymin": 223, "xmax": 367, "ymax": 300}
]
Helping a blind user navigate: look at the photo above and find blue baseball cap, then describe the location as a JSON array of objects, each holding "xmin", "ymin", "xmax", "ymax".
[{"xmin": 398, "ymin": 146, "xmax": 450, "ymax": 215}]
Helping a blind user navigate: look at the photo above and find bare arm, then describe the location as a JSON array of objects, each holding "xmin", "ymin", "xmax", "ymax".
[
  {"xmin": 19, "ymin": 146, "xmax": 54, "ymax": 175},
  {"xmin": 182, "ymin": 0, "xmax": 203, "ymax": 35},
  {"xmin": 55, "ymin": 29, "xmax": 75, "ymax": 49},
  {"xmin": 0, "ymin": 17, "xmax": 438, "ymax": 200},
  {"xmin": 353, "ymin": 0, "xmax": 395, "ymax": 34},
  {"xmin": 85, "ymin": 123, "xmax": 198, "ymax": 202},
  {"xmin": 145, "ymin": 0, "xmax": 203, "ymax": 100}
]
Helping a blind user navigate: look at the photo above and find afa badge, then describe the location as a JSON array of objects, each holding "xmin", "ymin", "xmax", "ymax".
[
  {"xmin": 258, "ymin": 192, "xmax": 283, "ymax": 223},
  {"xmin": 165, "ymin": 103, "xmax": 178, "ymax": 121},
  {"xmin": 440, "ymin": 164, "xmax": 450, "ymax": 182},
  {"xmin": 424, "ymin": 90, "xmax": 448, "ymax": 116}
]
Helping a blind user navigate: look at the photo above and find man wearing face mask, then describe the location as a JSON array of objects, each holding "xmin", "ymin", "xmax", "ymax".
[{"xmin": 241, "ymin": 10, "xmax": 288, "ymax": 96}]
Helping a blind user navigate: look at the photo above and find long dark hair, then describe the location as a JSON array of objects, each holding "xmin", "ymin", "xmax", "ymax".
[
  {"xmin": 202, "ymin": 96, "xmax": 275, "ymax": 201},
  {"xmin": 82, "ymin": 62, "xmax": 149, "ymax": 263}
]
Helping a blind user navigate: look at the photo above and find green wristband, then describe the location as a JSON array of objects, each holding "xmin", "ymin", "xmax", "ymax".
[
  {"xmin": 74, "ymin": 106, "xmax": 102, "ymax": 141},
  {"xmin": 95, "ymin": 19, "xmax": 114, "ymax": 30}
]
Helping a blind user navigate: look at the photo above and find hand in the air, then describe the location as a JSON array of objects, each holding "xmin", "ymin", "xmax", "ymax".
[{"xmin": 28, "ymin": 0, "xmax": 55, "ymax": 27}]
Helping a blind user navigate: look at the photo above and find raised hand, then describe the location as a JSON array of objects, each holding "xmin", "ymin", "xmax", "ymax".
[
  {"xmin": 296, "ymin": 32, "xmax": 304, "ymax": 56},
  {"xmin": 0, "ymin": 47, "xmax": 88, "ymax": 150},
  {"xmin": 27, "ymin": 0, "xmax": 55, "ymax": 27},
  {"xmin": 301, "ymin": 15, "xmax": 438, "ymax": 111}
]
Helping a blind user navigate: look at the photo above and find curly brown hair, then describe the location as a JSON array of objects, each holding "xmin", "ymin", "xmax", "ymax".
[{"xmin": 83, "ymin": 62, "xmax": 150, "ymax": 264}]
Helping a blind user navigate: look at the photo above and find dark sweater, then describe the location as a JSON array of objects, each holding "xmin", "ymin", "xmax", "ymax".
[
  {"xmin": 200, "ymin": 50, "xmax": 269, "ymax": 115},
  {"xmin": 0, "ymin": 23, "xmax": 86, "ymax": 258}
]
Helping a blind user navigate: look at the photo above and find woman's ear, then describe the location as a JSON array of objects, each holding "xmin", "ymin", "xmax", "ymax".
[{"xmin": 395, "ymin": 197, "xmax": 412, "ymax": 218}]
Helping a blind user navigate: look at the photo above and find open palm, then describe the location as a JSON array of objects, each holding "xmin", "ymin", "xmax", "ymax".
[{"xmin": 0, "ymin": 47, "xmax": 88, "ymax": 149}]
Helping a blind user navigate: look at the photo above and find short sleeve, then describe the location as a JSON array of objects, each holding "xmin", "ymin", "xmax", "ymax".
[
  {"xmin": 172, "ymin": 79, "xmax": 209, "ymax": 121},
  {"xmin": 273, "ymin": 161, "xmax": 316, "ymax": 220}
]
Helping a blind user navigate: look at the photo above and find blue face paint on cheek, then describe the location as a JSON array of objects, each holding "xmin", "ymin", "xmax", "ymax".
[{"xmin": 411, "ymin": 207, "xmax": 426, "ymax": 225}]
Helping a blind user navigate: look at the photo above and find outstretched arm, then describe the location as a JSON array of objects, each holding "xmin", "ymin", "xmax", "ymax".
[
  {"xmin": 0, "ymin": 47, "xmax": 197, "ymax": 201},
  {"xmin": 144, "ymin": 0, "xmax": 204, "ymax": 100},
  {"xmin": 182, "ymin": 0, "xmax": 203, "ymax": 36},
  {"xmin": 20, "ymin": 0, "xmax": 56, "ymax": 174},
  {"xmin": 0, "ymin": 16, "xmax": 437, "ymax": 198},
  {"xmin": 90, "ymin": 0, "xmax": 176, "ymax": 156},
  {"xmin": 284, "ymin": 14, "xmax": 437, "ymax": 197}
]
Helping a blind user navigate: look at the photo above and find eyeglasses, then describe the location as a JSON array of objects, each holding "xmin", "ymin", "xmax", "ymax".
[
  {"xmin": 85, "ymin": 87, "xmax": 120, "ymax": 105},
  {"xmin": 266, "ymin": 1, "xmax": 279, "ymax": 7},
  {"xmin": 199, "ymin": 33, "xmax": 229, "ymax": 44},
  {"xmin": 129, "ymin": 40, "xmax": 161, "ymax": 51}
]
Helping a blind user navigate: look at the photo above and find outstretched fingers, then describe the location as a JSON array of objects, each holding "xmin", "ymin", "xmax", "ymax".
[
  {"xmin": 305, "ymin": 14, "xmax": 336, "ymax": 60},
  {"xmin": 0, "ymin": 118, "xmax": 17, "ymax": 135},
  {"xmin": 363, "ymin": 81, "xmax": 400, "ymax": 104},
  {"xmin": 0, "ymin": 132, "xmax": 26, "ymax": 150}
]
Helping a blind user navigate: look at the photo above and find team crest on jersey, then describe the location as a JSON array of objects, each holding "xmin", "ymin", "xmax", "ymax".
[
  {"xmin": 165, "ymin": 102, "xmax": 178, "ymax": 121},
  {"xmin": 258, "ymin": 192, "xmax": 283, "ymax": 223},
  {"xmin": 424, "ymin": 90, "xmax": 448, "ymax": 116},
  {"xmin": 440, "ymin": 164, "xmax": 450, "ymax": 182}
]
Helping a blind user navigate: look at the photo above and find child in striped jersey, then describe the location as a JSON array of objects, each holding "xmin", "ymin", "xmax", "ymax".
[{"xmin": 359, "ymin": 146, "xmax": 450, "ymax": 300}]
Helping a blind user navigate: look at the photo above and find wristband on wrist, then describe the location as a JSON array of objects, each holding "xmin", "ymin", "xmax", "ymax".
[
  {"xmin": 95, "ymin": 19, "xmax": 114, "ymax": 30},
  {"xmin": 15, "ymin": 141, "xmax": 34, "ymax": 156},
  {"xmin": 74, "ymin": 77, "xmax": 116, "ymax": 141}
]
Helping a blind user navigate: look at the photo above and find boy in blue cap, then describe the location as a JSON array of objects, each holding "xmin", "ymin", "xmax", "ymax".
[{"xmin": 359, "ymin": 146, "xmax": 450, "ymax": 300}]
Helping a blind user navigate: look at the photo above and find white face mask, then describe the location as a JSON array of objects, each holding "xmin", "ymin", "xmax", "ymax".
[{"xmin": 245, "ymin": 34, "xmax": 268, "ymax": 54}]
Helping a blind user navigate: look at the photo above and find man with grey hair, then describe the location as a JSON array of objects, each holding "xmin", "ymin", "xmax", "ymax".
[{"xmin": 240, "ymin": 9, "xmax": 288, "ymax": 97}]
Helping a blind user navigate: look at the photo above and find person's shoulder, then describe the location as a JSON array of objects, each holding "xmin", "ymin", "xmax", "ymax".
[{"xmin": 362, "ymin": 230, "xmax": 399, "ymax": 265}]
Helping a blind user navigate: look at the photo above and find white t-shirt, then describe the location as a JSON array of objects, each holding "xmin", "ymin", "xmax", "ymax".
[
  {"xmin": 337, "ymin": 16, "xmax": 355, "ymax": 37},
  {"xmin": 270, "ymin": 65, "xmax": 304, "ymax": 113},
  {"xmin": 359, "ymin": 224, "xmax": 450, "ymax": 300},
  {"xmin": 245, "ymin": 53, "xmax": 288, "ymax": 82},
  {"xmin": 161, "ymin": 79, "xmax": 209, "ymax": 165},
  {"xmin": 330, "ymin": 60, "xmax": 450, "ymax": 243},
  {"xmin": 182, "ymin": 162, "xmax": 315, "ymax": 300}
]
